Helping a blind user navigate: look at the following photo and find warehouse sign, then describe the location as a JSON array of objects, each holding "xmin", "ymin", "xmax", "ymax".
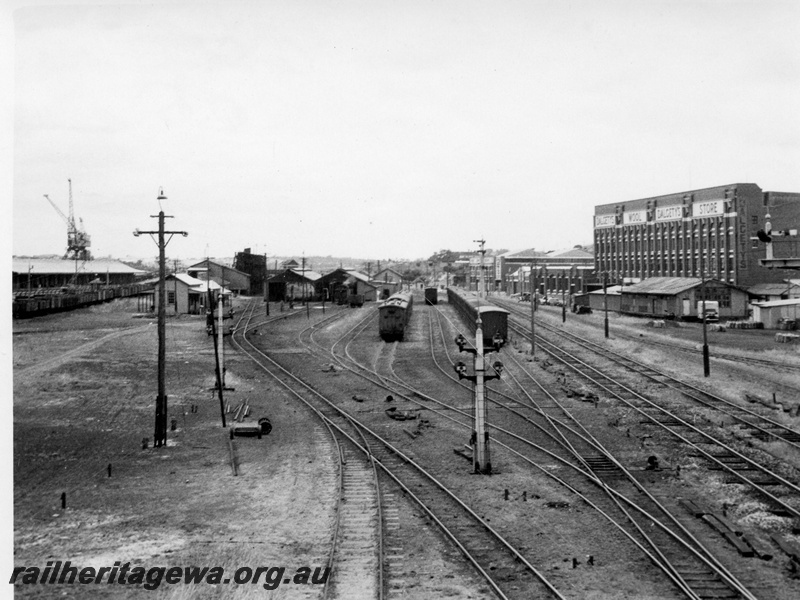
[
  {"xmin": 623, "ymin": 210, "xmax": 647, "ymax": 225},
  {"xmin": 594, "ymin": 214, "xmax": 616, "ymax": 228},
  {"xmin": 692, "ymin": 199, "xmax": 725, "ymax": 218},
  {"xmin": 655, "ymin": 205, "xmax": 683, "ymax": 222}
]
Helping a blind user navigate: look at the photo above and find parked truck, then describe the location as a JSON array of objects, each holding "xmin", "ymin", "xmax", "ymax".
[{"xmin": 697, "ymin": 300, "xmax": 720, "ymax": 322}]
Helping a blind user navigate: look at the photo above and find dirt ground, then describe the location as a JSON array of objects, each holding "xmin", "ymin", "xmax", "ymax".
[
  {"xmin": 8, "ymin": 296, "xmax": 800, "ymax": 600},
  {"xmin": 10, "ymin": 298, "xmax": 343, "ymax": 599}
]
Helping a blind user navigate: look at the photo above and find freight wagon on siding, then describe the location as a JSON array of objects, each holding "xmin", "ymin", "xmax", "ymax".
[
  {"xmin": 378, "ymin": 292, "xmax": 414, "ymax": 341},
  {"xmin": 11, "ymin": 283, "xmax": 151, "ymax": 318},
  {"xmin": 447, "ymin": 288, "xmax": 509, "ymax": 351},
  {"xmin": 424, "ymin": 287, "xmax": 438, "ymax": 305}
]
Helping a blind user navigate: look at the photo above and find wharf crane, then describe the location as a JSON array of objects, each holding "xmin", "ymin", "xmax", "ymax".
[{"xmin": 44, "ymin": 178, "xmax": 92, "ymax": 261}]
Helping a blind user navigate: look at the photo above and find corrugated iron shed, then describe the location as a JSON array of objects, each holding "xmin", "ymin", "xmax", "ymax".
[
  {"xmin": 12, "ymin": 257, "xmax": 145, "ymax": 275},
  {"xmin": 620, "ymin": 277, "xmax": 703, "ymax": 295}
]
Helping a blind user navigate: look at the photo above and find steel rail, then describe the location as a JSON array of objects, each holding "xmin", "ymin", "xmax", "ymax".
[
  {"xmin": 311, "ymin": 297, "xmax": 757, "ymax": 600},
  {"xmin": 497, "ymin": 299, "xmax": 800, "ymax": 447},
  {"xmin": 232, "ymin": 299, "xmax": 565, "ymax": 600},
  {"xmin": 516, "ymin": 300, "xmax": 800, "ymax": 374},
  {"xmin": 426, "ymin": 304, "xmax": 761, "ymax": 600},
  {"xmin": 234, "ymin": 300, "xmax": 383, "ymax": 600},
  {"xmin": 505, "ymin": 317, "xmax": 800, "ymax": 524}
]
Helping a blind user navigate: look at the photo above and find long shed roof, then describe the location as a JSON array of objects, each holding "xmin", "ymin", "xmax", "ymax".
[
  {"xmin": 620, "ymin": 277, "xmax": 705, "ymax": 295},
  {"xmin": 12, "ymin": 257, "xmax": 145, "ymax": 275}
]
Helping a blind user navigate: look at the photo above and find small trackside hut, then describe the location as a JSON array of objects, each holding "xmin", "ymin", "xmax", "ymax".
[{"xmin": 378, "ymin": 292, "xmax": 414, "ymax": 341}]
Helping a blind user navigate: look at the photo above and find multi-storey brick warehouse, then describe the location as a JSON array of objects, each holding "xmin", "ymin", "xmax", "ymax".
[{"xmin": 593, "ymin": 183, "xmax": 800, "ymax": 288}]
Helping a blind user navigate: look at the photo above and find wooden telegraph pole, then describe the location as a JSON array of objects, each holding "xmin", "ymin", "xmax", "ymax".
[
  {"xmin": 133, "ymin": 189, "xmax": 188, "ymax": 447},
  {"xmin": 529, "ymin": 263, "xmax": 535, "ymax": 357}
]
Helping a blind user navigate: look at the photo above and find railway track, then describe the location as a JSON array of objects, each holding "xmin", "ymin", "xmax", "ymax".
[
  {"xmin": 497, "ymin": 299, "xmax": 800, "ymax": 450},
  {"xmin": 316, "ymin": 296, "xmax": 770, "ymax": 599},
  {"xmin": 232, "ymin": 298, "xmax": 567, "ymax": 600},
  {"xmin": 489, "ymin": 302, "xmax": 800, "ymax": 525},
  {"xmin": 423, "ymin": 302, "xmax": 773, "ymax": 600},
  {"xmin": 504, "ymin": 298, "xmax": 800, "ymax": 375}
]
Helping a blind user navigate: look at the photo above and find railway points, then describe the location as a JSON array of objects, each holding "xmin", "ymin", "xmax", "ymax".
[{"xmin": 13, "ymin": 288, "xmax": 800, "ymax": 600}]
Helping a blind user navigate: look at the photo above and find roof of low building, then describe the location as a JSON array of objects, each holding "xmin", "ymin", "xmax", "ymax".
[
  {"xmin": 747, "ymin": 282, "xmax": 798, "ymax": 296},
  {"xmin": 503, "ymin": 248, "xmax": 550, "ymax": 259},
  {"xmin": 186, "ymin": 259, "xmax": 249, "ymax": 278},
  {"xmin": 751, "ymin": 298, "xmax": 800, "ymax": 308},
  {"xmin": 588, "ymin": 285, "xmax": 623, "ymax": 295},
  {"xmin": 12, "ymin": 257, "xmax": 146, "ymax": 275},
  {"xmin": 289, "ymin": 268, "xmax": 321, "ymax": 281},
  {"xmin": 548, "ymin": 246, "xmax": 595, "ymax": 259},
  {"xmin": 621, "ymin": 277, "xmax": 706, "ymax": 295},
  {"xmin": 166, "ymin": 273, "xmax": 229, "ymax": 293}
]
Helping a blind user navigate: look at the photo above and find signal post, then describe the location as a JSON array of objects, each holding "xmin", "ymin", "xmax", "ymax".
[{"xmin": 454, "ymin": 320, "xmax": 503, "ymax": 475}]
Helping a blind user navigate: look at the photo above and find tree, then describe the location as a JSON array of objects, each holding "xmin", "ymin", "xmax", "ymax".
[{"xmin": 428, "ymin": 249, "xmax": 461, "ymax": 264}]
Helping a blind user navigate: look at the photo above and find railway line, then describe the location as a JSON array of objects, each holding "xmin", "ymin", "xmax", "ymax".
[
  {"xmin": 496, "ymin": 298, "xmax": 800, "ymax": 451},
  {"xmin": 309, "ymin": 295, "xmax": 775, "ymax": 599},
  {"xmin": 232, "ymin": 298, "xmax": 566, "ymax": 600},
  {"xmin": 516, "ymin": 299, "xmax": 800, "ymax": 380},
  {"xmin": 420, "ymin": 300, "xmax": 773, "ymax": 600},
  {"xmin": 492, "ymin": 301, "xmax": 800, "ymax": 522}
]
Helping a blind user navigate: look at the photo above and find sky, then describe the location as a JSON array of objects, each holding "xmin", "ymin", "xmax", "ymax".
[{"xmin": 5, "ymin": 0, "xmax": 800, "ymax": 263}]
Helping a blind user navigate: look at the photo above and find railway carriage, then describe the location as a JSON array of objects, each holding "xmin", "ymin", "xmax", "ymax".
[
  {"xmin": 447, "ymin": 288, "xmax": 509, "ymax": 351},
  {"xmin": 378, "ymin": 292, "xmax": 414, "ymax": 341},
  {"xmin": 424, "ymin": 287, "xmax": 438, "ymax": 305}
]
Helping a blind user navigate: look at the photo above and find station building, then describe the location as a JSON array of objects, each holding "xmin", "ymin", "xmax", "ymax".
[{"xmin": 593, "ymin": 183, "xmax": 800, "ymax": 289}]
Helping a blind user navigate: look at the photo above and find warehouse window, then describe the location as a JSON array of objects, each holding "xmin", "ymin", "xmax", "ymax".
[{"xmin": 168, "ymin": 291, "xmax": 176, "ymax": 305}]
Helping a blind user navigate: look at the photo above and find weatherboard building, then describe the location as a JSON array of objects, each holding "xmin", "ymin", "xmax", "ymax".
[{"xmin": 593, "ymin": 183, "xmax": 800, "ymax": 288}]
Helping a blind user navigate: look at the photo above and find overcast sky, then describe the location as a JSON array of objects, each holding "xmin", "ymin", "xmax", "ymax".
[{"xmin": 6, "ymin": 0, "xmax": 800, "ymax": 262}]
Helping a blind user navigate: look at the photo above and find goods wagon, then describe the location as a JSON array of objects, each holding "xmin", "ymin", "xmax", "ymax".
[
  {"xmin": 424, "ymin": 287, "xmax": 438, "ymax": 305},
  {"xmin": 378, "ymin": 292, "xmax": 414, "ymax": 341},
  {"xmin": 447, "ymin": 288, "xmax": 508, "ymax": 351},
  {"xmin": 348, "ymin": 293, "xmax": 364, "ymax": 307},
  {"xmin": 12, "ymin": 284, "xmax": 149, "ymax": 318}
]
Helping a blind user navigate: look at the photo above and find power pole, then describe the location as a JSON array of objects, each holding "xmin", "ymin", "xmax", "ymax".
[
  {"xmin": 208, "ymin": 286, "xmax": 227, "ymax": 428},
  {"xmin": 700, "ymin": 224, "xmax": 710, "ymax": 377},
  {"xmin": 529, "ymin": 263, "xmax": 535, "ymax": 357},
  {"xmin": 603, "ymin": 271, "xmax": 609, "ymax": 338},
  {"xmin": 264, "ymin": 252, "xmax": 270, "ymax": 315},
  {"xmin": 302, "ymin": 254, "xmax": 309, "ymax": 319},
  {"xmin": 133, "ymin": 189, "xmax": 188, "ymax": 448},
  {"xmin": 173, "ymin": 259, "xmax": 179, "ymax": 315}
]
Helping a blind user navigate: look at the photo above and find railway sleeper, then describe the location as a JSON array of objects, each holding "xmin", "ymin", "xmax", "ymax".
[
  {"xmin": 582, "ymin": 456, "xmax": 623, "ymax": 476},
  {"xmin": 770, "ymin": 533, "xmax": 800, "ymax": 563},
  {"xmin": 648, "ymin": 417, "xmax": 688, "ymax": 427},
  {"xmin": 678, "ymin": 570, "xmax": 723, "ymax": 582},
  {"xmin": 722, "ymin": 474, "xmax": 781, "ymax": 485},
  {"xmin": 687, "ymin": 587, "xmax": 739, "ymax": 599}
]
